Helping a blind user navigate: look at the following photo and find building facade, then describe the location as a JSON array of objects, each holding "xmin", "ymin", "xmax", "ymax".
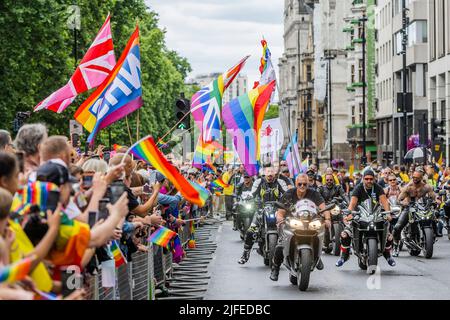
[
  {"xmin": 428, "ymin": 0, "xmax": 450, "ymax": 163},
  {"xmin": 279, "ymin": 0, "xmax": 312, "ymax": 144},
  {"xmin": 374, "ymin": 0, "xmax": 428, "ymax": 165},
  {"xmin": 280, "ymin": 0, "xmax": 352, "ymax": 169}
]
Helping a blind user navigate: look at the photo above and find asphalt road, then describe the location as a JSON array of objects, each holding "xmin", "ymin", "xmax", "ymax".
[{"xmin": 204, "ymin": 221, "xmax": 450, "ymax": 299}]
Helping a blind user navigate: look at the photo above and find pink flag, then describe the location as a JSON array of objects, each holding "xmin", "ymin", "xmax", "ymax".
[{"xmin": 34, "ymin": 14, "xmax": 116, "ymax": 113}]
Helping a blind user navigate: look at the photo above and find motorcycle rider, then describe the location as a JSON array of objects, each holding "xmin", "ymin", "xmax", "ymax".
[
  {"xmin": 318, "ymin": 173, "xmax": 347, "ymax": 204},
  {"xmin": 269, "ymin": 173, "xmax": 331, "ymax": 281},
  {"xmin": 385, "ymin": 173, "xmax": 402, "ymax": 198},
  {"xmin": 335, "ymin": 169, "xmax": 396, "ymax": 267},
  {"xmin": 237, "ymin": 167, "xmax": 288, "ymax": 264},
  {"xmin": 307, "ymin": 170, "xmax": 319, "ymax": 191},
  {"xmin": 233, "ymin": 174, "xmax": 255, "ymax": 231},
  {"xmin": 392, "ymin": 167, "xmax": 438, "ymax": 257},
  {"xmin": 236, "ymin": 174, "xmax": 254, "ymax": 197}
]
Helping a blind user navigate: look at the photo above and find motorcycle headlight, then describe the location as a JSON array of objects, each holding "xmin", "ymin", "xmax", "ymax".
[
  {"xmin": 309, "ymin": 220, "xmax": 322, "ymax": 230},
  {"xmin": 331, "ymin": 205, "xmax": 341, "ymax": 216},
  {"xmin": 289, "ymin": 219, "xmax": 305, "ymax": 229},
  {"xmin": 244, "ymin": 203, "xmax": 253, "ymax": 210}
]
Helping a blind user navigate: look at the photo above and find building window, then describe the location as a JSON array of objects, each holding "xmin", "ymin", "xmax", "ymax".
[
  {"xmin": 306, "ymin": 121, "xmax": 313, "ymax": 146},
  {"xmin": 430, "ymin": 0, "xmax": 436, "ymax": 60},
  {"xmin": 358, "ymin": 59, "xmax": 364, "ymax": 83},
  {"xmin": 441, "ymin": 100, "xmax": 446, "ymax": 120},
  {"xmin": 291, "ymin": 66, "xmax": 296, "ymax": 89},
  {"xmin": 351, "ymin": 64, "xmax": 355, "ymax": 83},
  {"xmin": 438, "ymin": 0, "xmax": 445, "ymax": 57},
  {"xmin": 352, "ymin": 106, "xmax": 356, "ymax": 125},
  {"xmin": 432, "ymin": 102, "xmax": 437, "ymax": 119},
  {"xmin": 306, "ymin": 64, "xmax": 312, "ymax": 82},
  {"xmin": 408, "ymin": 21, "xmax": 428, "ymax": 46}
]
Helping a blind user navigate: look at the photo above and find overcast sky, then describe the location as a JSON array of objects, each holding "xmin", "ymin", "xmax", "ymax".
[{"xmin": 146, "ymin": 0, "xmax": 284, "ymax": 89}]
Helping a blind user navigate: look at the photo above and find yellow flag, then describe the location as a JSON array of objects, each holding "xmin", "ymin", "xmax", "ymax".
[
  {"xmin": 349, "ymin": 164, "xmax": 355, "ymax": 179},
  {"xmin": 438, "ymin": 152, "xmax": 443, "ymax": 167}
]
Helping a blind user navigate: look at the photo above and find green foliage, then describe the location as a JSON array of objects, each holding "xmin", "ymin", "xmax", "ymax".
[
  {"xmin": 0, "ymin": 0, "xmax": 190, "ymax": 148},
  {"xmin": 264, "ymin": 104, "xmax": 279, "ymax": 120}
]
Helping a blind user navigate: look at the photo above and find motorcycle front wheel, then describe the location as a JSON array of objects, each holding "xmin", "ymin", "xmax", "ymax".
[
  {"xmin": 267, "ymin": 234, "xmax": 278, "ymax": 269},
  {"xmin": 297, "ymin": 249, "xmax": 312, "ymax": 291},
  {"xmin": 367, "ymin": 238, "xmax": 378, "ymax": 274},
  {"xmin": 423, "ymin": 227, "xmax": 434, "ymax": 259},
  {"xmin": 333, "ymin": 224, "xmax": 343, "ymax": 256}
]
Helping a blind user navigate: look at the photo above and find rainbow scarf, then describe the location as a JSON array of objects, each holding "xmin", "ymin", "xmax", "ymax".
[
  {"xmin": 0, "ymin": 256, "xmax": 33, "ymax": 284},
  {"xmin": 128, "ymin": 135, "xmax": 209, "ymax": 207},
  {"xmin": 222, "ymin": 80, "xmax": 276, "ymax": 176},
  {"xmin": 10, "ymin": 181, "xmax": 60, "ymax": 216},
  {"xmin": 148, "ymin": 226, "xmax": 177, "ymax": 248},
  {"xmin": 110, "ymin": 240, "xmax": 127, "ymax": 268},
  {"xmin": 190, "ymin": 56, "xmax": 249, "ymax": 142}
]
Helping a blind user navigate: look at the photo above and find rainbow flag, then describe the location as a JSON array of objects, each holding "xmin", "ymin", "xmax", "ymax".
[
  {"xmin": 192, "ymin": 137, "xmax": 225, "ymax": 169},
  {"xmin": 74, "ymin": 26, "xmax": 142, "ymax": 145},
  {"xmin": 189, "ymin": 181, "xmax": 210, "ymax": 205},
  {"xmin": 110, "ymin": 240, "xmax": 127, "ymax": 268},
  {"xmin": 211, "ymin": 177, "xmax": 229, "ymax": 189},
  {"xmin": 222, "ymin": 80, "xmax": 276, "ymax": 176},
  {"xmin": 0, "ymin": 256, "xmax": 33, "ymax": 284},
  {"xmin": 190, "ymin": 56, "xmax": 249, "ymax": 142},
  {"xmin": 148, "ymin": 226, "xmax": 177, "ymax": 248},
  {"xmin": 253, "ymin": 39, "xmax": 276, "ymax": 92},
  {"xmin": 11, "ymin": 181, "xmax": 59, "ymax": 216},
  {"xmin": 128, "ymin": 135, "xmax": 209, "ymax": 207}
]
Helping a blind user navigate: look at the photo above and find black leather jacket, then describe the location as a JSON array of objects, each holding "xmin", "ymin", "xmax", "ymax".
[{"xmin": 318, "ymin": 184, "xmax": 346, "ymax": 204}]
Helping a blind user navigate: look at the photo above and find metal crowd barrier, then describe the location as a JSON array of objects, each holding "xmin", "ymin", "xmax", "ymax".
[{"xmin": 83, "ymin": 209, "xmax": 202, "ymax": 300}]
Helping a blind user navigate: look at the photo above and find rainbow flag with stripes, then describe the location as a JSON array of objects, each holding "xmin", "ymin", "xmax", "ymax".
[
  {"xmin": 190, "ymin": 56, "xmax": 249, "ymax": 142},
  {"xmin": 0, "ymin": 256, "xmax": 33, "ymax": 284},
  {"xmin": 222, "ymin": 80, "xmax": 276, "ymax": 176},
  {"xmin": 10, "ymin": 181, "xmax": 59, "ymax": 216},
  {"xmin": 211, "ymin": 177, "xmax": 229, "ymax": 189},
  {"xmin": 148, "ymin": 226, "xmax": 177, "ymax": 248},
  {"xmin": 170, "ymin": 236, "xmax": 184, "ymax": 263},
  {"xmin": 110, "ymin": 240, "xmax": 127, "ymax": 268},
  {"xmin": 74, "ymin": 26, "xmax": 142, "ymax": 145},
  {"xmin": 128, "ymin": 135, "xmax": 209, "ymax": 207},
  {"xmin": 192, "ymin": 137, "xmax": 225, "ymax": 169}
]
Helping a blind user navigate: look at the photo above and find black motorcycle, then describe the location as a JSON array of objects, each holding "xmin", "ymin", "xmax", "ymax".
[
  {"xmin": 344, "ymin": 199, "xmax": 390, "ymax": 274},
  {"xmin": 235, "ymin": 191, "xmax": 256, "ymax": 240},
  {"xmin": 256, "ymin": 201, "xmax": 278, "ymax": 267},
  {"xmin": 401, "ymin": 197, "xmax": 437, "ymax": 259},
  {"xmin": 323, "ymin": 197, "xmax": 348, "ymax": 256}
]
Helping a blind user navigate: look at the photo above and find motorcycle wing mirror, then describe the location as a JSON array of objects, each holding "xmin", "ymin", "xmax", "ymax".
[{"xmin": 439, "ymin": 190, "xmax": 447, "ymax": 196}]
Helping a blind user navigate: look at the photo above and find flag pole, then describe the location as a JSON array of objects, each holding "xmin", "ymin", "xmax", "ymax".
[{"xmin": 125, "ymin": 115, "xmax": 133, "ymax": 146}]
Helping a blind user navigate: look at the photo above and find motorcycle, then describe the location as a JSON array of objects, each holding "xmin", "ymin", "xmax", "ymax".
[
  {"xmin": 401, "ymin": 197, "xmax": 437, "ymax": 259},
  {"xmin": 281, "ymin": 200, "xmax": 333, "ymax": 291},
  {"xmin": 256, "ymin": 201, "xmax": 278, "ymax": 268},
  {"xmin": 323, "ymin": 197, "xmax": 348, "ymax": 256},
  {"xmin": 344, "ymin": 199, "xmax": 390, "ymax": 274},
  {"xmin": 235, "ymin": 191, "xmax": 256, "ymax": 240}
]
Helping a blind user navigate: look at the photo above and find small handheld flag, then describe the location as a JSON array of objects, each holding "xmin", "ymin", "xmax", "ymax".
[
  {"xmin": 148, "ymin": 226, "xmax": 177, "ymax": 248},
  {"xmin": 110, "ymin": 240, "xmax": 127, "ymax": 268}
]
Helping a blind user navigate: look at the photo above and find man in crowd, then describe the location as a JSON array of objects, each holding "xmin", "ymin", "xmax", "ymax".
[{"xmin": 0, "ymin": 130, "xmax": 14, "ymax": 153}]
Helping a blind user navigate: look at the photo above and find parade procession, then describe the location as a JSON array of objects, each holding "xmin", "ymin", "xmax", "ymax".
[{"xmin": 2, "ymin": 0, "xmax": 450, "ymax": 312}]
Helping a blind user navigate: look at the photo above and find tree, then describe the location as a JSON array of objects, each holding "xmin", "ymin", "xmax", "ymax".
[{"xmin": 0, "ymin": 0, "xmax": 191, "ymax": 148}]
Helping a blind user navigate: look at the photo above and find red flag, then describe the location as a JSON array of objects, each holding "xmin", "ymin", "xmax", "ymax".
[{"xmin": 34, "ymin": 14, "xmax": 116, "ymax": 113}]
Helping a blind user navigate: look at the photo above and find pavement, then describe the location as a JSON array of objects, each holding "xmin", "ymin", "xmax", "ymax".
[{"xmin": 205, "ymin": 220, "xmax": 450, "ymax": 299}]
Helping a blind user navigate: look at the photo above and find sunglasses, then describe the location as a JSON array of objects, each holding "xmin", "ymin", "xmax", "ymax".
[
  {"xmin": 389, "ymin": 179, "xmax": 397, "ymax": 182},
  {"xmin": 297, "ymin": 183, "xmax": 308, "ymax": 187},
  {"xmin": 364, "ymin": 178, "xmax": 374, "ymax": 181},
  {"xmin": 326, "ymin": 179, "xmax": 334, "ymax": 182}
]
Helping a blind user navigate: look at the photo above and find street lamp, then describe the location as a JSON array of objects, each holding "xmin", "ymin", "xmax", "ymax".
[
  {"xmin": 359, "ymin": 13, "xmax": 368, "ymax": 167},
  {"xmin": 323, "ymin": 51, "xmax": 337, "ymax": 166}
]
